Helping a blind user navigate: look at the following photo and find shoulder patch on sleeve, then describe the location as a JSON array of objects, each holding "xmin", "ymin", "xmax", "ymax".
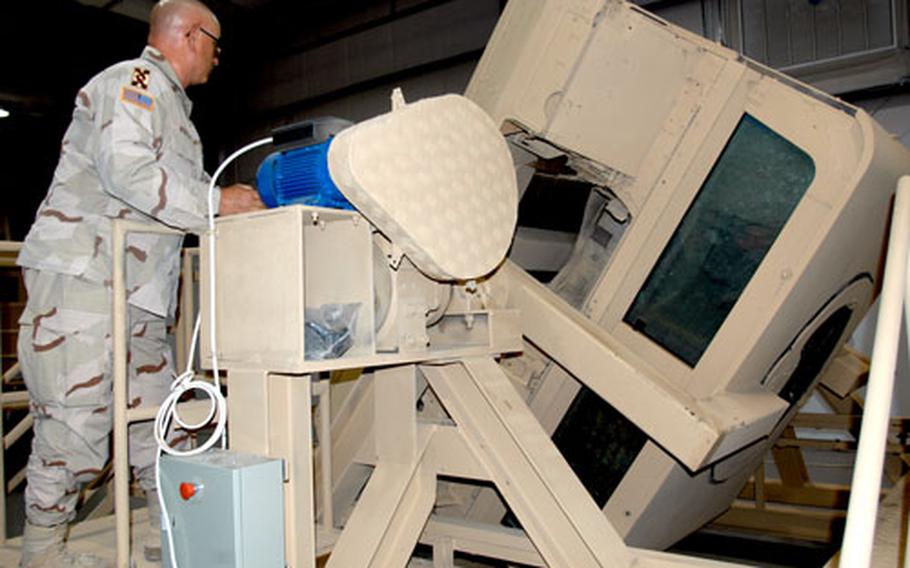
[
  {"xmin": 120, "ymin": 86, "xmax": 155, "ymax": 111},
  {"xmin": 131, "ymin": 67, "xmax": 151, "ymax": 90}
]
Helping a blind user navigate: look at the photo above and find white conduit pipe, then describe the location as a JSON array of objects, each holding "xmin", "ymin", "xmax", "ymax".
[{"xmin": 840, "ymin": 175, "xmax": 910, "ymax": 567}]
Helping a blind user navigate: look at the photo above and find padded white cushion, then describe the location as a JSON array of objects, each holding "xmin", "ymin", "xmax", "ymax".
[{"xmin": 327, "ymin": 93, "xmax": 517, "ymax": 281}]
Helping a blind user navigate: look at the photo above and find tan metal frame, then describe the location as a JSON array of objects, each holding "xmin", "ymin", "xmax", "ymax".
[
  {"xmin": 222, "ymin": 358, "xmax": 749, "ymax": 567},
  {"xmin": 110, "ymin": 220, "xmax": 214, "ymax": 568},
  {"xmin": 198, "ymin": 206, "xmax": 748, "ymax": 567}
]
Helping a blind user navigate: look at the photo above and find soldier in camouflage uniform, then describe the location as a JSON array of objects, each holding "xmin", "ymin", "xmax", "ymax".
[{"xmin": 16, "ymin": 1, "xmax": 264, "ymax": 566}]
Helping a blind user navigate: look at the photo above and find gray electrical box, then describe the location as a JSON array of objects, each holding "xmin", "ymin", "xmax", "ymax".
[{"xmin": 159, "ymin": 450, "xmax": 285, "ymax": 568}]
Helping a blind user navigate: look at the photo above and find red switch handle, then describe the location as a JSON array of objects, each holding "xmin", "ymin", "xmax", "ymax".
[{"xmin": 179, "ymin": 482, "xmax": 198, "ymax": 501}]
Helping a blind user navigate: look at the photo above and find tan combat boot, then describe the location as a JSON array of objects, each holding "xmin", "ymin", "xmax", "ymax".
[{"xmin": 20, "ymin": 521, "xmax": 112, "ymax": 568}]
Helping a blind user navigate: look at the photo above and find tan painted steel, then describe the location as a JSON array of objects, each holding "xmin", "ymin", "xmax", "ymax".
[
  {"xmin": 460, "ymin": 0, "xmax": 910, "ymax": 549},
  {"xmin": 200, "ymin": 200, "xmax": 748, "ymax": 566}
]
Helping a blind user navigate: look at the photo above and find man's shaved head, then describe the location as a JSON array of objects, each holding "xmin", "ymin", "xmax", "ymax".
[
  {"xmin": 149, "ymin": 0, "xmax": 217, "ymax": 43},
  {"xmin": 147, "ymin": 0, "xmax": 221, "ymax": 87}
]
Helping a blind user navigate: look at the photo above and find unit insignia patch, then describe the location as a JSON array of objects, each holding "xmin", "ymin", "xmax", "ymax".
[{"xmin": 131, "ymin": 67, "xmax": 151, "ymax": 90}]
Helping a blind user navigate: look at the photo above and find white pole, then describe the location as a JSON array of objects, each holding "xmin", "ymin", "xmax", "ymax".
[
  {"xmin": 840, "ymin": 175, "xmax": 910, "ymax": 567},
  {"xmin": 903, "ymin": 185, "xmax": 910, "ymax": 568},
  {"xmin": 112, "ymin": 220, "xmax": 130, "ymax": 568}
]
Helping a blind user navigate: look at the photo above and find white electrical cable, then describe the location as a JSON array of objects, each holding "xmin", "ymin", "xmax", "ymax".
[
  {"xmin": 153, "ymin": 317, "xmax": 223, "ymax": 455},
  {"xmin": 154, "ymin": 136, "xmax": 274, "ymax": 568},
  {"xmin": 205, "ymin": 137, "xmax": 274, "ymax": 388}
]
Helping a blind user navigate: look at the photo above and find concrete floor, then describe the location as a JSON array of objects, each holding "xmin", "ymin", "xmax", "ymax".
[
  {"xmin": 0, "ymin": 497, "xmax": 836, "ymax": 568},
  {"xmin": 2, "ymin": 482, "xmax": 905, "ymax": 567},
  {"xmin": 0, "ymin": 508, "xmax": 158, "ymax": 568}
]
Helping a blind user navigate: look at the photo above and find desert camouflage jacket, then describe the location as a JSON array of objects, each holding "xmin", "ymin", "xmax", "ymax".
[{"xmin": 18, "ymin": 46, "xmax": 219, "ymax": 317}]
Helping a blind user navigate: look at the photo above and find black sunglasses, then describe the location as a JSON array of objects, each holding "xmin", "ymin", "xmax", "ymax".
[{"xmin": 198, "ymin": 26, "xmax": 222, "ymax": 55}]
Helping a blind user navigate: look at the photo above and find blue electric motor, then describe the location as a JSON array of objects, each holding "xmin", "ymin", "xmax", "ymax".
[
  {"xmin": 255, "ymin": 117, "xmax": 355, "ymax": 210},
  {"xmin": 256, "ymin": 139, "xmax": 354, "ymax": 210}
]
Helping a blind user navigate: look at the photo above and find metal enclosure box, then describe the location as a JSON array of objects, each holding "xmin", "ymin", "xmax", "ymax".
[
  {"xmin": 200, "ymin": 205, "xmax": 375, "ymax": 372},
  {"xmin": 160, "ymin": 450, "xmax": 285, "ymax": 568}
]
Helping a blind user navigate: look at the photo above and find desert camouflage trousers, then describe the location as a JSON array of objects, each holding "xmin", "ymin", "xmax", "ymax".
[{"xmin": 17, "ymin": 268, "xmax": 178, "ymax": 527}]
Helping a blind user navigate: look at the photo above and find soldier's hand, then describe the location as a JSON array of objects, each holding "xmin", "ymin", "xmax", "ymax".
[{"xmin": 219, "ymin": 183, "xmax": 266, "ymax": 216}]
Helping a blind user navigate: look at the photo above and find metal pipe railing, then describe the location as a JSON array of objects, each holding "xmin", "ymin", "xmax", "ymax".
[
  {"xmin": 0, "ymin": 359, "xmax": 6, "ymax": 545},
  {"xmin": 2, "ymin": 362, "xmax": 20, "ymax": 385},
  {"xmin": 0, "ymin": 236, "xmax": 207, "ymax": 553},
  {"xmin": 112, "ymin": 219, "xmax": 184, "ymax": 568},
  {"xmin": 111, "ymin": 222, "xmax": 214, "ymax": 567},
  {"xmin": 4, "ymin": 414, "xmax": 33, "ymax": 450},
  {"xmin": 0, "ymin": 242, "xmax": 22, "ymax": 544},
  {"xmin": 840, "ymin": 175, "xmax": 910, "ymax": 567},
  {"xmin": 0, "ymin": 241, "xmax": 21, "ymax": 254}
]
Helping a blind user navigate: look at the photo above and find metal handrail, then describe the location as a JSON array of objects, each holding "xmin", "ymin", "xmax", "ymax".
[
  {"xmin": 112, "ymin": 219, "xmax": 185, "ymax": 568},
  {"xmin": 111, "ymin": 222, "xmax": 213, "ymax": 567},
  {"xmin": 0, "ymin": 242, "xmax": 21, "ymax": 254},
  {"xmin": 0, "ymin": 232, "xmax": 200, "ymax": 552},
  {"xmin": 840, "ymin": 175, "xmax": 910, "ymax": 567},
  {"xmin": 0, "ymin": 243, "xmax": 22, "ymax": 544}
]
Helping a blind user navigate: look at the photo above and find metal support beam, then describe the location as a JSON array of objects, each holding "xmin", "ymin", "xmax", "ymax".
[
  {"xmin": 228, "ymin": 369, "xmax": 316, "ymax": 568},
  {"xmin": 269, "ymin": 374, "xmax": 316, "ymax": 568},
  {"xmin": 328, "ymin": 365, "xmax": 436, "ymax": 567},
  {"xmin": 422, "ymin": 357, "xmax": 630, "ymax": 567}
]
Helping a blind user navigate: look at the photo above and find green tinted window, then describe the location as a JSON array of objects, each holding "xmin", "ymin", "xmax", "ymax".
[{"xmin": 624, "ymin": 115, "xmax": 815, "ymax": 366}]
